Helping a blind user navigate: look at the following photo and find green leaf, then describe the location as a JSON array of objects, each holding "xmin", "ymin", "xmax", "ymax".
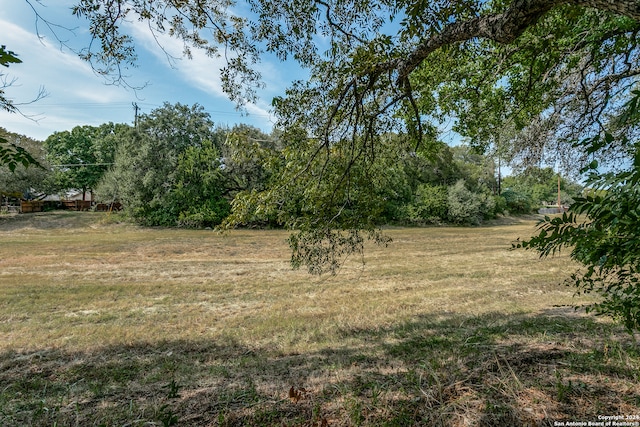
[{"xmin": 0, "ymin": 45, "xmax": 21, "ymax": 67}]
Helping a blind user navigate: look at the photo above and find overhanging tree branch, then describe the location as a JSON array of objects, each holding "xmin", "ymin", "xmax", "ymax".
[{"xmin": 394, "ymin": 0, "xmax": 640, "ymax": 83}]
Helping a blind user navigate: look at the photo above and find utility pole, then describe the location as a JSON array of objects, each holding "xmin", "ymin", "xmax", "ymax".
[
  {"xmin": 557, "ymin": 173, "xmax": 562, "ymax": 212},
  {"xmin": 497, "ymin": 155, "xmax": 502, "ymax": 196},
  {"xmin": 132, "ymin": 102, "xmax": 140, "ymax": 127}
]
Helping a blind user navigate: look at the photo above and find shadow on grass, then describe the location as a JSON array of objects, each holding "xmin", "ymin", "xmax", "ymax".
[{"xmin": 1, "ymin": 309, "xmax": 639, "ymax": 426}]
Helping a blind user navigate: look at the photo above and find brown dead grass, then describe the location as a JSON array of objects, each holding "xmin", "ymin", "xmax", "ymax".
[{"xmin": 0, "ymin": 211, "xmax": 638, "ymax": 426}]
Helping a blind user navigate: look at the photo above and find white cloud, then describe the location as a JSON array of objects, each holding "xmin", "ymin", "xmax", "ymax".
[
  {"xmin": 124, "ymin": 21, "xmax": 279, "ymax": 122},
  {"xmin": 2, "ymin": 20, "xmax": 127, "ymax": 102},
  {"xmin": 0, "ymin": 19, "xmax": 136, "ymax": 139}
]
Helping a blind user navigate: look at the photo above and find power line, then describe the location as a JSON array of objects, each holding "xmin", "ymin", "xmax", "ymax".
[{"xmin": 11, "ymin": 101, "xmax": 273, "ymax": 119}]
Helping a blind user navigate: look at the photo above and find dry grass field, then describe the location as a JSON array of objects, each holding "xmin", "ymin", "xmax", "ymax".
[{"xmin": 0, "ymin": 211, "xmax": 638, "ymax": 426}]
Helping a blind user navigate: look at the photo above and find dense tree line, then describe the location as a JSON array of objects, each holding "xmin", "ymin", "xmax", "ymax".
[
  {"xmin": 0, "ymin": 104, "xmax": 273, "ymax": 227},
  {"xmin": 2, "ymin": 103, "xmax": 583, "ymax": 228}
]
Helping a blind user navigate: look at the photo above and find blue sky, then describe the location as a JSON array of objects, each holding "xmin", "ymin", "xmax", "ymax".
[{"xmin": 0, "ymin": 0, "xmax": 307, "ymax": 141}]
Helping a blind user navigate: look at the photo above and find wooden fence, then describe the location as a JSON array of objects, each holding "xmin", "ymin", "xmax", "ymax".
[
  {"xmin": 62, "ymin": 200, "xmax": 92, "ymax": 211},
  {"xmin": 18, "ymin": 200, "xmax": 121, "ymax": 213},
  {"xmin": 20, "ymin": 200, "xmax": 45, "ymax": 213},
  {"xmin": 95, "ymin": 202, "xmax": 122, "ymax": 212}
]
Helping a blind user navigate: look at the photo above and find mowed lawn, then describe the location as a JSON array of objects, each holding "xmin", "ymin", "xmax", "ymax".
[{"xmin": 0, "ymin": 211, "xmax": 638, "ymax": 426}]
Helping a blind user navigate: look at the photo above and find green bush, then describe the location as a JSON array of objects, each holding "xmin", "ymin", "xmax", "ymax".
[
  {"xmin": 492, "ymin": 194, "xmax": 508, "ymax": 216},
  {"xmin": 406, "ymin": 184, "xmax": 448, "ymax": 224},
  {"xmin": 133, "ymin": 205, "xmax": 178, "ymax": 227},
  {"xmin": 518, "ymin": 137, "xmax": 640, "ymax": 332},
  {"xmin": 447, "ymin": 180, "xmax": 495, "ymax": 225},
  {"xmin": 500, "ymin": 189, "xmax": 533, "ymax": 214},
  {"xmin": 176, "ymin": 200, "xmax": 231, "ymax": 228}
]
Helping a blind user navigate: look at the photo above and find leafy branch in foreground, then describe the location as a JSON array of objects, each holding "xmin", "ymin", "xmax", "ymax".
[
  {"xmin": 0, "ymin": 45, "xmax": 22, "ymax": 115},
  {"xmin": 516, "ymin": 138, "xmax": 640, "ymax": 331},
  {"xmin": 1, "ymin": 46, "xmax": 40, "ymax": 171},
  {"xmin": 0, "ymin": 137, "xmax": 38, "ymax": 172},
  {"xmin": 221, "ymin": 127, "xmax": 401, "ymax": 274}
]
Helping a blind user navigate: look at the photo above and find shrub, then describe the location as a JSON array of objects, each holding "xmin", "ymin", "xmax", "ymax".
[
  {"xmin": 176, "ymin": 199, "xmax": 231, "ymax": 228},
  {"xmin": 447, "ymin": 180, "xmax": 494, "ymax": 225},
  {"xmin": 406, "ymin": 184, "xmax": 448, "ymax": 224},
  {"xmin": 492, "ymin": 194, "xmax": 508, "ymax": 216},
  {"xmin": 500, "ymin": 189, "xmax": 533, "ymax": 214},
  {"xmin": 517, "ymin": 133, "xmax": 640, "ymax": 331}
]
